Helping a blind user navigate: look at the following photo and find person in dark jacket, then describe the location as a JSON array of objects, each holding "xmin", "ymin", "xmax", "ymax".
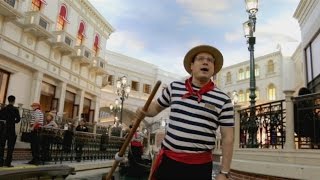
[
  {"xmin": 0, "ymin": 95, "xmax": 21, "ymax": 167},
  {"xmin": 75, "ymin": 120, "xmax": 88, "ymax": 162}
]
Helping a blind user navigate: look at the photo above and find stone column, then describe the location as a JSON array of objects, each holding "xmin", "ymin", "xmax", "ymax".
[
  {"xmin": 284, "ymin": 90, "xmax": 295, "ymax": 150},
  {"xmin": 29, "ymin": 71, "xmax": 43, "ymax": 104},
  {"xmin": 57, "ymin": 82, "xmax": 67, "ymax": 115},
  {"xmin": 234, "ymin": 104, "xmax": 242, "ymax": 149},
  {"xmin": 94, "ymin": 96, "xmax": 100, "ymax": 122},
  {"xmin": 76, "ymin": 90, "xmax": 84, "ymax": 122},
  {"xmin": 15, "ymin": 103, "xmax": 24, "ymax": 139}
]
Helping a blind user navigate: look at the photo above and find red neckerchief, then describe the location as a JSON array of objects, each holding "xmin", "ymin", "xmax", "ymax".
[{"xmin": 182, "ymin": 77, "xmax": 214, "ymax": 103}]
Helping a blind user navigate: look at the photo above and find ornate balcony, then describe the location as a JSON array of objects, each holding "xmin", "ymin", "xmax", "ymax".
[
  {"xmin": 90, "ymin": 56, "xmax": 107, "ymax": 75},
  {"xmin": 51, "ymin": 31, "xmax": 75, "ymax": 55},
  {"xmin": 22, "ymin": 11, "xmax": 53, "ymax": 39},
  {"xmin": 71, "ymin": 45, "xmax": 92, "ymax": 65},
  {"xmin": 0, "ymin": 0, "xmax": 23, "ymax": 19}
]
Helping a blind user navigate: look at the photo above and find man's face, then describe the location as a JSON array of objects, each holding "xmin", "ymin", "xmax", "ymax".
[{"xmin": 190, "ymin": 52, "xmax": 215, "ymax": 81}]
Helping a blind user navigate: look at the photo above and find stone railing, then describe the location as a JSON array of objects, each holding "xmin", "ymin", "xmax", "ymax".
[{"xmin": 228, "ymin": 91, "xmax": 320, "ymax": 180}]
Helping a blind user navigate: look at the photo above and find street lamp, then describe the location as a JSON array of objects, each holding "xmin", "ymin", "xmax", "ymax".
[
  {"xmin": 243, "ymin": 0, "xmax": 258, "ymax": 108},
  {"xmin": 243, "ymin": 0, "xmax": 259, "ymax": 148},
  {"xmin": 109, "ymin": 99, "xmax": 121, "ymax": 125},
  {"xmin": 116, "ymin": 76, "xmax": 131, "ymax": 124}
]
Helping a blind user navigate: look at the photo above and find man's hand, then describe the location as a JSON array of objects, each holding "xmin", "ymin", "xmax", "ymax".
[
  {"xmin": 114, "ymin": 152, "xmax": 125, "ymax": 162},
  {"xmin": 216, "ymin": 173, "xmax": 228, "ymax": 180},
  {"xmin": 135, "ymin": 107, "xmax": 146, "ymax": 118}
]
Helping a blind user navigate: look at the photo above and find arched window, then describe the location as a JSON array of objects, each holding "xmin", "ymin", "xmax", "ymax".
[
  {"xmin": 268, "ymin": 84, "xmax": 276, "ymax": 100},
  {"xmin": 226, "ymin": 72, "xmax": 231, "ymax": 84},
  {"xmin": 255, "ymin": 65, "xmax": 260, "ymax": 77},
  {"xmin": 93, "ymin": 34, "xmax": 100, "ymax": 56},
  {"xmin": 239, "ymin": 90, "xmax": 244, "ymax": 102},
  {"xmin": 32, "ymin": 0, "xmax": 46, "ymax": 11},
  {"xmin": 267, "ymin": 60, "xmax": 274, "ymax": 73},
  {"xmin": 239, "ymin": 69, "xmax": 244, "ymax": 80},
  {"xmin": 245, "ymin": 66, "xmax": 250, "ymax": 79},
  {"xmin": 56, "ymin": 4, "xmax": 68, "ymax": 31},
  {"xmin": 76, "ymin": 21, "xmax": 86, "ymax": 45}
]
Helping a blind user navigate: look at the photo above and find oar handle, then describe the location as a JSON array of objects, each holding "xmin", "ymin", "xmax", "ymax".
[{"xmin": 104, "ymin": 80, "xmax": 162, "ymax": 180}]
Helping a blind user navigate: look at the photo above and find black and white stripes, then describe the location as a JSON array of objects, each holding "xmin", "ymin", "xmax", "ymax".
[{"xmin": 157, "ymin": 80, "xmax": 234, "ymax": 153}]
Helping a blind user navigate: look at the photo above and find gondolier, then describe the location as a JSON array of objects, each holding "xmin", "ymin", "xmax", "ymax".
[
  {"xmin": 136, "ymin": 45, "xmax": 235, "ymax": 180},
  {"xmin": 129, "ymin": 125, "xmax": 144, "ymax": 162}
]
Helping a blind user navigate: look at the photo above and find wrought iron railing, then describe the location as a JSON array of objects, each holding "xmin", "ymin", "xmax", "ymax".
[
  {"xmin": 293, "ymin": 92, "xmax": 320, "ymax": 149},
  {"xmin": 21, "ymin": 127, "xmax": 124, "ymax": 164},
  {"xmin": 18, "ymin": 108, "xmax": 125, "ymax": 163},
  {"xmin": 239, "ymin": 100, "xmax": 286, "ymax": 149}
]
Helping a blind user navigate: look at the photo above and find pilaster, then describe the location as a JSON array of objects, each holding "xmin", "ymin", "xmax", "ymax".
[
  {"xmin": 284, "ymin": 90, "xmax": 295, "ymax": 150},
  {"xmin": 29, "ymin": 71, "xmax": 43, "ymax": 104}
]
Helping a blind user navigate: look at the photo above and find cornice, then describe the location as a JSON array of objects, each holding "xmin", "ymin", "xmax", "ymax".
[
  {"xmin": 80, "ymin": 0, "xmax": 115, "ymax": 32},
  {"xmin": 293, "ymin": 0, "xmax": 318, "ymax": 27},
  {"xmin": 106, "ymin": 50, "xmax": 157, "ymax": 67},
  {"xmin": 105, "ymin": 50, "xmax": 183, "ymax": 79},
  {"xmin": 222, "ymin": 51, "xmax": 282, "ymax": 70},
  {"xmin": 65, "ymin": 0, "xmax": 115, "ymax": 37}
]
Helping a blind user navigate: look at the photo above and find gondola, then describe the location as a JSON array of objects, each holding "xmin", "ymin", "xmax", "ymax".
[{"xmin": 119, "ymin": 147, "xmax": 152, "ymax": 179}]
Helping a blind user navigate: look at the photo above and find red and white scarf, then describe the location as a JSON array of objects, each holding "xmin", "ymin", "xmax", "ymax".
[{"xmin": 182, "ymin": 77, "xmax": 214, "ymax": 103}]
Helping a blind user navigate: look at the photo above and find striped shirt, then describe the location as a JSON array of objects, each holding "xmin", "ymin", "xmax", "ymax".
[
  {"xmin": 157, "ymin": 80, "xmax": 234, "ymax": 153},
  {"xmin": 30, "ymin": 109, "xmax": 44, "ymax": 127}
]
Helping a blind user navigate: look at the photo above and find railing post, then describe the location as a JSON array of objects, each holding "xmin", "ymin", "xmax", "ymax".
[
  {"xmin": 234, "ymin": 104, "xmax": 241, "ymax": 149},
  {"xmin": 284, "ymin": 90, "xmax": 295, "ymax": 150}
]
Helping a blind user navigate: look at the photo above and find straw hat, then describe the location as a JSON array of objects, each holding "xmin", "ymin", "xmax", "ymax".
[
  {"xmin": 183, "ymin": 45, "xmax": 224, "ymax": 76},
  {"xmin": 47, "ymin": 112, "xmax": 56, "ymax": 119}
]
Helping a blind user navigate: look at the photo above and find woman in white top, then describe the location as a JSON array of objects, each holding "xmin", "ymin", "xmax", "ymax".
[{"xmin": 44, "ymin": 113, "xmax": 58, "ymax": 128}]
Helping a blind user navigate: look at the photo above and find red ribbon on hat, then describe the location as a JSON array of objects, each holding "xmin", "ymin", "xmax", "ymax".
[{"xmin": 182, "ymin": 77, "xmax": 214, "ymax": 103}]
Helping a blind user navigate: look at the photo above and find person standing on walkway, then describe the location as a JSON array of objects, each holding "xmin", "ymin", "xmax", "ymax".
[
  {"xmin": 75, "ymin": 120, "xmax": 88, "ymax": 162},
  {"xmin": 0, "ymin": 95, "xmax": 21, "ymax": 167},
  {"xmin": 128, "ymin": 125, "xmax": 144, "ymax": 163},
  {"xmin": 28, "ymin": 102, "xmax": 44, "ymax": 165},
  {"xmin": 41, "ymin": 112, "xmax": 58, "ymax": 162},
  {"xmin": 136, "ymin": 45, "xmax": 235, "ymax": 180}
]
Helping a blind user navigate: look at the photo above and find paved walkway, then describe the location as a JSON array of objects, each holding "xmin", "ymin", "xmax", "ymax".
[{"xmin": 0, "ymin": 159, "xmax": 115, "ymax": 179}]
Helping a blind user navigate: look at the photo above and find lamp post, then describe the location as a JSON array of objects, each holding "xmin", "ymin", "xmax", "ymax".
[
  {"xmin": 243, "ymin": 0, "xmax": 259, "ymax": 148},
  {"xmin": 109, "ymin": 99, "xmax": 121, "ymax": 125},
  {"xmin": 116, "ymin": 76, "xmax": 131, "ymax": 124}
]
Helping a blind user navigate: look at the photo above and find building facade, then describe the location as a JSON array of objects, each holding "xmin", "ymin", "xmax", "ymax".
[
  {"xmin": 216, "ymin": 50, "xmax": 294, "ymax": 106},
  {"xmin": 99, "ymin": 50, "xmax": 183, "ymax": 129},
  {"xmin": 0, "ymin": 0, "xmax": 114, "ymax": 125},
  {"xmin": 294, "ymin": 0, "xmax": 320, "ymax": 93},
  {"xmin": 225, "ymin": 1, "xmax": 320, "ymax": 179}
]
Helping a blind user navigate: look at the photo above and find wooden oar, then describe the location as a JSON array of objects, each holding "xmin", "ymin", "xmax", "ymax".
[{"xmin": 104, "ymin": 80, "xmax": 161, "ymax": 180}]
